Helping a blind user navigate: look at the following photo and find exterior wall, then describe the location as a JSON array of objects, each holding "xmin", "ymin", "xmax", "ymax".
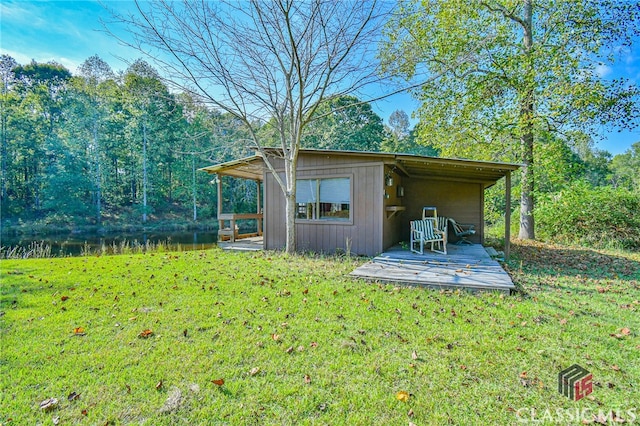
[
  {"xmin": 382, "ymin": 167, "xmax": 405, "ymax": 249},
  {"xmin": 402, "ymin": 179, "xmax": 484, "ymax": 244},
  {"xmin": 264, "ymin": 153, "xmax": 385, "ymax": 256}
]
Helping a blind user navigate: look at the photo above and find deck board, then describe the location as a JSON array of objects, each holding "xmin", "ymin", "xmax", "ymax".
[
  {"xmin": 350, "ymin": 244, "xmax": 515, "ymax": 293},
  {"xmin": 218, "ymin": 236, "xmax": 264, "ymax": 251}
]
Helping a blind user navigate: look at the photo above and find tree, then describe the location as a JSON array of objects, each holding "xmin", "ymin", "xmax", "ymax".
[
  {"xmin": 380, "ymin": 0, "xmax": 640, "ymax": 239},
  {"xmin": 12, "ymin": 61, "xmax": 72, "ymax": 213},
  {"xmin": 302, "ymin": 96, "xmax": 385, "ymax": 151},
  {"xmin": 0, "ymin": 55, "xmax": 18, "ymax": 208},
  {"xmin": 108, "ymin": 0, "xmax": 387, "ymax": 253},
  {"xmin": 70, "ymin": 55, "xmax": 116, "ymax": 223},
  {"xmin": 610, "ymin": 142, "xmax": 640, "ymax": 190},
  {"xmin": 122, "ymin": 60, "xmax": 180, "ymax": 222},
  {"xmin": 388, "ymin": 110, "xmax": 410, "ymax": 141}
]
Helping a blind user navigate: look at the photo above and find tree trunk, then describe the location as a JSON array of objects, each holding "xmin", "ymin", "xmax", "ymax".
[
  {"xmin": 192, "ymin": 154, "xmax": 197, "ymax": 222},
  {"xmin": 518, "ymin": 0, "xmax": 535, "ymax": 240},
  {"xmin": 93, "ymin": 122, "xmax": 101, "ymax": 224},
  {"xmin": 283, "ymin": 148, "xmax": 298, "ymax": 254},
  {"xmin": 1, "ymin": 106, "xmax": 7, "ymax": 203},
  {"xmin": 519, "ymin": 127, "xmax": 535, "ymax": 239},
  {"xmin": 142, "ymin": 120, "xmax": 148, "ymax": 223}
]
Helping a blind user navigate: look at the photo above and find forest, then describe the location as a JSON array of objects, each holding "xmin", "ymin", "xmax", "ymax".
[
  {"xmin": 0, "ymin": 54, "xmax": 402, "ymax": 233},
  {"xmin": 1, "ymin": 52, "xmax": 639, "ymax": 249}
]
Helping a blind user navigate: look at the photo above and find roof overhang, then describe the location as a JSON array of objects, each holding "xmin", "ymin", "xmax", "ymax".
[
  {"xmin": 198, "ymin": 155, "xmax": 265, "ymax": 180},
  {"xmin": 199, "ymin": 149, "xmax": 521, "ymax": 187},
  {"xmin": 391, "ymin": 153, "xmax": 520, "ymax": 188}
]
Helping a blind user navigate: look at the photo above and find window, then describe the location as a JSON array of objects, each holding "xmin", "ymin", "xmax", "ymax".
[{"xmin": 296, "ymin": 177, "xmax": 351, "ymax": 221}]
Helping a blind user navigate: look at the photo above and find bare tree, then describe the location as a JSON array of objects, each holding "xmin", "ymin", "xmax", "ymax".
[{"xmin": 105, "ymin": 0, "xmax": 388, "ymax": 253}]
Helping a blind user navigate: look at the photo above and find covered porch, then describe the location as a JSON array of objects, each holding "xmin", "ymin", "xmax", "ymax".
[
  {"xmin": 350, "ymin": 243, "xmax": 515, "ymax": 294},
  {"xmin": 200, "ymin": 156, "xmax": 265, "ymax": 245}
]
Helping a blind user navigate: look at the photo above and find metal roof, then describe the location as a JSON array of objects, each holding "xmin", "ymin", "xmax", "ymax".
[
  {"xmin": 199, "ymin": 155, "xmax": 265, "ymax": 180},
  {"xmin": 199, "ymin": 149, "xmax": 521, "ymax": 186}
]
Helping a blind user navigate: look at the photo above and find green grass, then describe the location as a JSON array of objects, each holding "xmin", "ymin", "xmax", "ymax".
[{"xmin": 1, "ymin": 242, "xmax": 639, "ymax": 425}]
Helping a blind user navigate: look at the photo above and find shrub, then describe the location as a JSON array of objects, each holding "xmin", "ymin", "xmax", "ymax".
[{"xmin": 535, "ymin": 181, "xmax": 640, "ymax": 250}]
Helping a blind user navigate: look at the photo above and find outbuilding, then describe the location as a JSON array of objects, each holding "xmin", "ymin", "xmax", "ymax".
[{"xmin": 200, "ymin": 149, "xmax": 520, "ymax": 257}]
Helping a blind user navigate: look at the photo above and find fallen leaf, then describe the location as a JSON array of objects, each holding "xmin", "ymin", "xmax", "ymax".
[
  {"xmin": 611, "ymin": 365, "xmax": 620, "ymax": 371},
  {"xmin": 250, "ymin": 367, "xmax": 260, "ymax": 376},
  {"xmin": 138, "ymin": 329, "xmax": 153, "ymax": 338},
  {"xmin": 212, "ymin": 378, "xmax": 224, "ymax": 386},
  {"xmin": 285, "ymin": 346, "xmax": 294, "ymax": 353},
  {"xmin": 304, "ymin": 374, "xmax": 311, "ymax": 384},
  {"xmin": 310, "ymin": 341, "xmax": 318, "ymax": 347},
  {"xmin": 61, "ymin": 296, "xmax": 69, "ymax": 301},
  {"xmin": 53, "ymin": 416, "xmax": 60, "ymax": 425},
  {"xmin": 621, "ymin": 327, "xmax": 631, "ymax": 336},
  {"xmin": 519, "ymin": 371, "xmax": 528, "ymax": 379},
  {"xmin": 396, "ymin": 391, "xmax": 410, "ymax": 402},
  {"xmin": 460, "ymin": 365, "xmax": 467, "ymax": 370},
  {"xmin": 593, "ymin": 413, "xmax": 609, "ymax": 424},
  {"xmin": 81, "ymin": 409, "xmax": 88, "ymax": 416},
  {"xmin": 156, "ymin": 380, "xmax": 163, "ymax": 390},
  {"xmin": 411, "ymin": 350, "xmax": 418, "ymax": 360},
  {"xmin": 408, "ymin": 408, "xmax": 415, "ymax": 417},
  {"xmin": 271, "ymin": 333, "xmax": 280, "ymax": 341},
  {"xmin": 67, "ymin": 391, "xmax": 80, "ymax": 401},
  {"xmin": 73, "ymin": 327, "xmax": 85, "ymax": 335},
  {"xmin": 39, "ymin": 398, "xmax": 58, "ymax": 412}
]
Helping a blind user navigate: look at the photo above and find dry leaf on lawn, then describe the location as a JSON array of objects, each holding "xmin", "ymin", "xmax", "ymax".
[
  {"xmin": 396, "ymin": 391, "xmax": 409, "ymax": 402},
  {"xmin": 39, "ymin": 398, "xmax": 58, "ymax": 412},
  {"xmin": 138, "ymin": 329, "xmax": 153, "ymax": 338}
]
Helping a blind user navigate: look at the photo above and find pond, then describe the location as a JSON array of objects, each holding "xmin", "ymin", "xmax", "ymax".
[{"xmin": 1, "ymin": 230, "xmax": 220, "ymax": 257}]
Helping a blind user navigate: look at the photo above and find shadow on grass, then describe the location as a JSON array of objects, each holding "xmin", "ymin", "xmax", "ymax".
[{"xmin": 504, "ymin": 240, "xmax": 640, "ymax": 295}]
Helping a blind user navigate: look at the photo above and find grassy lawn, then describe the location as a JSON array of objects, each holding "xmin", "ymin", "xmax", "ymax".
[{"xmin": 1, "ymin": 241, "xmax": 638, "ymax": 425}]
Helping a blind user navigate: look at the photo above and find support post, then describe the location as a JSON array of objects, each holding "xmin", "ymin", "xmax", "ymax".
[
  {"xmin": 504, "ymin": 171, "xmax": 512, "ymax": 260},
  {"xmin": 217, "ymin": 174, "xmax": 223, "ymax": 233},
  {"xmin": 256, "ymin": 179, "xmax": 262, "ymax": 236}
]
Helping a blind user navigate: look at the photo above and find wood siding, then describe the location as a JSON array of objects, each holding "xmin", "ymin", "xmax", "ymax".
[
  {"xmin": 382, "ymin": 167, "xmax": 405, "ymax": 249},
  {"xmin": 402, "ymin": 179, "xmax": 484, "ymax": 243},
  {"xmin": 264, "ymin": 153, "xmax": 385, "ymax": 256}
]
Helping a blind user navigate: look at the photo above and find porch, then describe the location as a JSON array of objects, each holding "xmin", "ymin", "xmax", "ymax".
[
  {"xmin": 218, "ymin": 236, "xmax": 264, "ymax": 251},
  {"xmin": 350, "ymin": 244, "xmax": 515, "ymax": 294}
]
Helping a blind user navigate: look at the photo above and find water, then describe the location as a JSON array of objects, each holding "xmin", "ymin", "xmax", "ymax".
[{"xmin": 1, "ymin": 230, "xmax": 220, "ymax": 257}]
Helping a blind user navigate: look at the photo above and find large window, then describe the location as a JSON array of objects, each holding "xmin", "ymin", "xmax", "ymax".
[{"xmin": 296, "ymin": 177, "xmax": 351, "ymax": 221}]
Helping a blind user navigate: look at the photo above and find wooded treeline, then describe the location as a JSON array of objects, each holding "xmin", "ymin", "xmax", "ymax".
[
  {"xmin": 1, "ymin": 52, "xmax": 639, "ymax": 247},
  {"xmin": 0, "ymin": 54, "xmax": 414, "ymax": 230}
]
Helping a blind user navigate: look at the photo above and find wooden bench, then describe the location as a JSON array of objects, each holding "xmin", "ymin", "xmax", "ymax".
[{"xmin": 218, "ymin": 213, "xmax": 263, "ymax": 242}]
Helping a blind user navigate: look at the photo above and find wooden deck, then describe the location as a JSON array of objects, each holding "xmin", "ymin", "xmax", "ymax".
[
  {"xmin": 350, "ymin": 244, "xmax": 515, "ymax": 294},
  {"xmin": 218, "ymin": 236, "xmax": 264, "ymax": 251}
]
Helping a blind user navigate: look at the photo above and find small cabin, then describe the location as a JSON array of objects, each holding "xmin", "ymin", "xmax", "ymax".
[{"xmin": 200, "ymin": 149, "xmax": 520, "ymax": 256}]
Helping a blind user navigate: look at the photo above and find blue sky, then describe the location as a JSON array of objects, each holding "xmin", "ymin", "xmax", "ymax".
[{"xmin": 1, "ymin": 0, "xmax": 638, "ymax": 155}]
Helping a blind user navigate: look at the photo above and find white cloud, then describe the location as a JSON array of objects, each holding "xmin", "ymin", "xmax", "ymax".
[
  {"xmin": 0, "ymin": 2, "xmax": 47, "ymax": 28},
  {"xmin": 0, "ymin": 48, "xmax": 81, "ymax": 72},
  {"xmin": 594, "ymin": 63, "xmax": 612, "ymax": 78}
]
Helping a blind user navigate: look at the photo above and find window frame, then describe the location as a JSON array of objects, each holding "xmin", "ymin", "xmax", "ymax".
[{"xmin": 294, "ymin": 174, "xmax": 354, "ymax": 225}]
